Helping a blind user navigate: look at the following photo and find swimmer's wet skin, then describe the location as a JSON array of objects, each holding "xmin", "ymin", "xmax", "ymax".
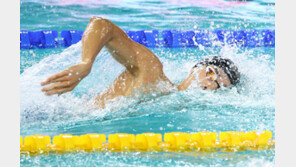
[{"xmin": 40, "ymin": 17, "xmax": 240, "ymax": 107}]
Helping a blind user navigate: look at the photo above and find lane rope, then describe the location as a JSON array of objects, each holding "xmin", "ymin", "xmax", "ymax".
[
  {"xmin": 20, "ymin": 130, "xmax": 274, "ymax": 154},
  {"xmin": 20, "ymin": 29, "xmax": 275, "ymax": 49}
]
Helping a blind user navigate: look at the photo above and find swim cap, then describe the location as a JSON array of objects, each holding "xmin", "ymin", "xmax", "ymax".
[{"xmin": 193, "ymin": 56, "xmax": 240, "ymax": 85}]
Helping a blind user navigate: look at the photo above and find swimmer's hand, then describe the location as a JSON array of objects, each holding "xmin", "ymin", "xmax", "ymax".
[{"xmin": 41, "ymin": 62, "xmax": 91, "ymax": 96}]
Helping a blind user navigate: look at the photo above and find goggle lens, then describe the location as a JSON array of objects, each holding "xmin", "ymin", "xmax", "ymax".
[{"xmin": 206, "ymin": 66, "xmax": 217, "ymax": 81}]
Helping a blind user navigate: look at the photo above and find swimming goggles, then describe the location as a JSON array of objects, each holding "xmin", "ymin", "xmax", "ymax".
[{"xmin": 205, "ymin": 66, "xmax": 221, "ymax": 89}]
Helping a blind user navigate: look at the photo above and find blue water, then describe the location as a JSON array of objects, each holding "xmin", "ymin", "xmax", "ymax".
[{"xmin": 20, "ymin": 0, "xmax": 275, "ymax": 166}]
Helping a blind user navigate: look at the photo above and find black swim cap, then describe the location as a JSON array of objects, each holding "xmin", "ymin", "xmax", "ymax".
[{"xmin": 193, "ymin": 56, "xmax": 240, "ymax": 85}]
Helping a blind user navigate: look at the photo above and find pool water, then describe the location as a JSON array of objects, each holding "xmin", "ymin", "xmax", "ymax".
[{"xmin": 20, "ymin": 0, "xmax": 275, "ymax": 166}]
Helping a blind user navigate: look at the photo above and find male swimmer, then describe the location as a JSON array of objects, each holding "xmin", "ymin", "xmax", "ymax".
[{"xmin": 41, "ymin": 17, "xmax": 240, "ymax": 107}]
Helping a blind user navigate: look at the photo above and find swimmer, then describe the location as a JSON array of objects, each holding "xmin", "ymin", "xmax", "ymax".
[{"xmin": 41, "ymin": 17, "xmax": 240, "ymax": 107}]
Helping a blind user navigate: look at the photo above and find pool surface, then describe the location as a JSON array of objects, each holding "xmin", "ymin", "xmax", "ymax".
[{"xmin": 20, "ymin": 0, "xmax": 275, "ymax": 166}]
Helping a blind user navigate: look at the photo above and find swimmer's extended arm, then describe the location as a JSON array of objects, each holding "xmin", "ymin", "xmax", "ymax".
[{"xmin": 41, "ymin": 17, "xmax": 163, "ymax": 96}]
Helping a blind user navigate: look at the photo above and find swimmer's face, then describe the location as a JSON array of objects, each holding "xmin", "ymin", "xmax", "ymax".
[{"xmin": 194, "ymin": 65, "xmax": 231, "ymax": 90}]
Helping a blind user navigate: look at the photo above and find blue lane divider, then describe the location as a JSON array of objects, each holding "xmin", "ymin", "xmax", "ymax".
[
  {"xmin": 246, "ymin": 30, "xmax": 260, "ymax": 47},
  {"xmin": 20, "ymin": 30, "xmax": 30, "ymax": 49},
  {"xmin": 261, "ymin": 30, "xmax": 275, "ymax": 47},
  {"xmin": 143, "ymin": 30, "xmax": 159, "ymax": 47},
  {"xmin": 27, "ymin": 30, "xmax": 58, "ymax": 49},
  {"xmin": 194, "ymin": 30, "xmax": 211, "ymax": 47},
  {"xmin": 61, "ymin": 30, "xmax": 84, "ymax": 47},
  {"xmin": 20, "ymin": 29, "xmax": 275, "ymax": 49}
]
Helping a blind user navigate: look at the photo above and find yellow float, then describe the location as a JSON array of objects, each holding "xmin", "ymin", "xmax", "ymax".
[{"xmin": 20, "ymin": 131, "xmax": 274, "ymax": 154}]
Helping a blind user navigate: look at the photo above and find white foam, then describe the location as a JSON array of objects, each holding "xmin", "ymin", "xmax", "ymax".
[{"xmin": 21, "ymin": 42, "xmax": 274, "ymax": 129}]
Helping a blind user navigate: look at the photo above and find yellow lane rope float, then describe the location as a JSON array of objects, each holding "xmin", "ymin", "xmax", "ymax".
[{"xmin": 20, "ymin": 131, "xmax": 274, "ymax": 154}]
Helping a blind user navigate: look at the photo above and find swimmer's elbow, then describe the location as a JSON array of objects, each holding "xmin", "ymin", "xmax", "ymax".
[
  {"xmin": 90, "ymin": 16, "xmax": 104, "ymax": 22},
  {"xmin": 90, "ymin": 17, "xmax": 111, "ymax": 26}
]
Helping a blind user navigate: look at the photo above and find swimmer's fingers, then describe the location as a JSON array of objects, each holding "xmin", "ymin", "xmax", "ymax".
[
  {"xmin": 47, "ymin": 76, "xmax": 70, "ymax": 83},
  {"xmin": 45, "ymin": 82, "xmax": 79, "ymax": 96},
  {"xmin": 41, "ymin": 80, "xmax": 77, "ymax": 93},
  {"xmin": 41, "ymin": 70, "xmax": 68, "ymax": 86}
]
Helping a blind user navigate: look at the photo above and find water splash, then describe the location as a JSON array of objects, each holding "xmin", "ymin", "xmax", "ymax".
[{"xmin": 21, "ymin": 41, "xmax": 274, "ymax": 136}]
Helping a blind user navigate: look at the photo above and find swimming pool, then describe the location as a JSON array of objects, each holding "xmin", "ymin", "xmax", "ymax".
[{"xmin": 20, "ymin": 0, "xmax": 275, "ymax": 166}]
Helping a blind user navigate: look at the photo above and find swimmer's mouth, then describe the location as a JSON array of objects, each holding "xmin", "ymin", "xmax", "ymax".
[{"xmin": 202, "ymin": 81, "xmax": 220, "ymax": 90}]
